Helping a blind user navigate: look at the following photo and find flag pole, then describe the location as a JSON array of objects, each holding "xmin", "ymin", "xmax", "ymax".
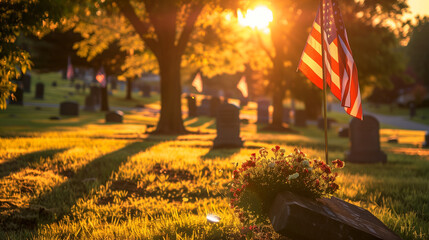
[{"xmin": 320, "ymin": 0, "xmax": 329, "ymax": 164}]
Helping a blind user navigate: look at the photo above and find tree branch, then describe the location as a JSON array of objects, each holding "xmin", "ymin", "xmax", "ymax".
[
  {"xmin": 114, "ymin": 0, "xmax": 159, "ymax": 57},
  {"xmin": 257, "ymin": 32, "xmax": 274, "ymax": 62},
  {"xmin": 176, "ymin": 3, "xmax": 204, "ymax": 57}
]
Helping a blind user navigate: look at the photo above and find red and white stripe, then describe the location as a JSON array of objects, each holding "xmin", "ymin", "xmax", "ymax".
[{"xmin": 298, "ymin": 8, "xmax": 362, "ymax": 120}]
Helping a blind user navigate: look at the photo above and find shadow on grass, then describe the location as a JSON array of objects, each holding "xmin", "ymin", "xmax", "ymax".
[
  {"xmin": 0, "ymin": 148, "xmax": 69, "ymax": 178},
  {"xmin": 201, "ymin": 147, "xmax": 241, "ymax": 160},
  {"xmin": 1, "ymin": 137, "xmax": 173, "ymax": 232}
]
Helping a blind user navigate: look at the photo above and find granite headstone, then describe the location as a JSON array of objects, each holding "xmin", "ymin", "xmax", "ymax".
[
  {"xmin": 35, "ymin": 83, "xmax": 44, "ymax": 99},
  {"xmin": 213, "ymin": 103, "xmax": 243, "ymax": 148},
  {"xmin": 22, "ymin": 74, "xmax": 31, "ymax": 93},
  {"xmin": 105, "ymin": 111, "xmax": 124, "ymax": 123},
  {"xmin": 84, "ymin": 95, "xmax": 96, "ymax": 112},
  {"xmin": 197, "ymin": 98, "xmax": 210, "ymax": 116},
  {"xmin": 59, "ymin": 101, "xmax": 79, "ymax": 116},
  {"xmin": 294, "ymin": 110, "xmax": 307, "ymax": 127},
  {"xmin": 186, "ymin": 95, "xmax": 197, "ymax": 118},
  {"xmin": 345, "ymin": 115, "xmax": 387, "ymax": 163},
  {"xmin": 338, "ymin": 127, "xmax": 349, "ymax": 138},
  {"xmin": 257, "ymin": 99, "xmax": 270, "ymax": 124},
  {"xmin": 423, "ymin": 131, "xmax": 429, "ymax": 148},
  {"xmin": 209, "ymin": 96, "xmax": 221, "ymax": 117}
]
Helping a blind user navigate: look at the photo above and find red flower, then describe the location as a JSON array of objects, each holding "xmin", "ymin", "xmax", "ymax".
[
  {"xmin": 330, "ymin": 183, "xmax": 339, "ymax": 191},
  {"xmin": 320, "ymin": 164, "xmax": 331, "ymax": 174},
  {"xmin": 332, "ymin": 159, "xmax": 344, "ymax": 168}
]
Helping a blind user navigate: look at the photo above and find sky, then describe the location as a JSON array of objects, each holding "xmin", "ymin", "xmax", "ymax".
[{"xmin": 408, "ymin": 0, "xmax": 429, "ymax": 16}]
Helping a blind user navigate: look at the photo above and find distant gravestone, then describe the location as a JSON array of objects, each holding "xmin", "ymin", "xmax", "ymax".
[
  {"xmin": 105, "ymin": 111, "xmax": 124, "ymax": 123},
  {"xmin": 294, "ymin": 110, "xmax": 307, "ymax": 127},
  {"xmin": 10, "ymin": 87, "xmax": 24, "ymax": 105},
  {"xmin": 283, "ymin": 108, "xmax": 291, "ymax": 124},
  {"xmin": 75, "ymin": 83, "xmax": 81, "ymax": 92},
  {"xmin": 109, "ymin": 76, "xmax": 117, "ymax": 90},
  {"xmin": 213, "ymin": 103, "xmax": 243, "ymax": 148},
  {"xmin": 186, "ymin": 95, "xmax": 197, "ymax": 118},
  {"xmin": 141, "ymin": 84, "xmax": 151, "ymax": 98},
  {"xmin": 345, "ymin": 115, "xmax": 387, "ymax": 163},
  {"xmin": 209, "ymin": 96, "xmax": 221, "ymax": 117},
  {"xmin": 269, "ymin": 191, "xmax": 401, "ymax": 240},
  {"xmin": 240, "ymin": 98, "xmax": 248, "ymax": 107},
  {"xmin": 317, "ymin": 117, "xmax": 332, "ymax": 130},
  {"xmin": 35, "ymin": 83, "xmax": 44, "ymax": 99},
  {"xmin": 84, "ymin": 95, "xmax": 96, "ymax": 112},
  {"xmin": 52, "ymin": 81, "xmax": 57, "ymax": 87},
  {"xmin": 423, "ymin": 131, "xmax": 429, "ymax": 148},
  {"xmin": 197, "ymin": 98, "xmax": 210, "ymax": 116},
  {"xmin": 257, "ymin": 99, "xmax": 270, "ymax": 124},
  {"xmin": 338, "ymin": 127, "xmax": 349, "ymax": 138},
  {"xmin": 59, "ymin": 101, "xmax": 79, "ymax": 116},
  {"xmin": 22, "ymin": 74, "xmax": 31, "ymax": 93},
  {"xmin": 90, "ymin": 86, "xmax": 101, "ymax": 105},
  {"xmin": 409, "ymin": 103, "xmax": 416, "ymax": 119}
]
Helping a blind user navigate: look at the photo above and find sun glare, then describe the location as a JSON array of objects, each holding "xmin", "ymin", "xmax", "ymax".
[{"xmin": 238, "ymin": 6, "xmax": 273, "ymax": 33}]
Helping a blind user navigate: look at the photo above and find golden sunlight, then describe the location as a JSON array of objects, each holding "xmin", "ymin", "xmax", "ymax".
[{"xmin": 238, "ymin": 5, "xmax": 273, "ymax": 33}]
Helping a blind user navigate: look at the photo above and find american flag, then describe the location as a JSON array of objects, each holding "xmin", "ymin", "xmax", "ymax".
[
  {"xmin": 237, "ymin": 76, "xmax": 248, "ymax": 98},
  {"xmin": 298, "ymin": 0, "xmax": 362, "ymax": 120},
  {"xmin": 192, "ymin": 72, "xmax": 203, "ymax": 93},
  {"xmin": 96, "ymin": 66, "xmax": 106, "ymax": 88},
  {"xmin": 67, "ymin": 56, "xmax": 74, "ymax": 80}
]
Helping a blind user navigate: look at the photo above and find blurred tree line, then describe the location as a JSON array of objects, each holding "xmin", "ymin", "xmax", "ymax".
[{"xmin": 1, "ymin": 0, "xmax": 426, "ymax": 133}]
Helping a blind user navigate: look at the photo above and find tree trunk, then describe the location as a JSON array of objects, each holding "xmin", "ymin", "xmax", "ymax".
[
  {"xmin": 100, "ymin": 86, "xmax": 109, "ymax": 111},
  {"xmin": 126, "ymin": 78, "xmax": 132, "ymax": 100},
  {"xmin": 154, "ymin": 54, "xmax": 187, "ymax": 134},
  {"xmin": 271, "ymin": 55, "xmax": 285, "ymax": 128}
]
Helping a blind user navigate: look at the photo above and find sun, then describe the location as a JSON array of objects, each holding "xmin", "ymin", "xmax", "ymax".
[{"xmin": 238, "ymin": 5, "xmax": 273, "ymax": 33}]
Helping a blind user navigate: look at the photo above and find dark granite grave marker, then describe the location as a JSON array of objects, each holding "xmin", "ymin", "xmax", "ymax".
[
  {"xmin": 257, "ymin": 99, "xmax": 270, "ymax": 124},
  {"xmin": 197, "ymin": 98, "xmax": 210, "ymax": 116},
  {"xmin": 59, "ymin": 101, "xmax": 79, "ymax": 116},
  {"xmin": 294, "ymin": 110, "xmax": 307, "ymax": 127},
  {"xmin": 269, "ymin": 191, "xmax": 401, "ymax": 240},
  {"xmin": 423, "ymin": 131, "xmax": 429, "ymax": 148},
  {"xmin": 105, "ymin": 111, "xmax": 124, "ymax": 123},
  {"xmin": 186, "ymin": 95, "xmax": 197, "ymax": 118},
  {"xmin": 89, "ymin": 86, "xmax": 101, "ymax": 105},
  {"xmin": 141, "ymin": 84, "xmax": 151, "ymax": 98},
  {"xmin": 84, "ymin": 95, "xmax": 96, "ymax": 112},
  {"xmin": 52, "ymin": 81, "xmax": 57, "ymax": 87},
  {"xmin": 209, "ymin": 96, "xmax": 221, "ymax": 117},
  {"xmin": 35, "ymin": 83, "xmax": 44, "ymax": 99},
  {"xmin": 213, "ymin": 103, "xmax": 243, "ymax": 148},
  {"xmin": 338, "ymin": 127, "xmax": 349, "ymax": 138},
  {"xmin": 283, "ymin": 108, "xmax": 291, "ymax": 124},
  {"xmin": 22, "ymin": 74, "xmax": 31, "ymax": 93},
  {"xmin": 240, "ymin": 98, "xmax": 248, "ymax": 107},
  {"xmin": 317, "ymin": 117, "xmax": 336, "ymax": 130},
  {"xmin": 345, "ymin": 115, "xmax": 387, "ymax": 163},
  {"xmin": 10, "ymin": 87, "xmax": 24, "ymax": 105}
]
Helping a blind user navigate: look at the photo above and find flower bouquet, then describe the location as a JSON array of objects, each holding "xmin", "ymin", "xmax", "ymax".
[{"xmin": 229, "ymin": 146, "xmax": 344, "ymax": 238}]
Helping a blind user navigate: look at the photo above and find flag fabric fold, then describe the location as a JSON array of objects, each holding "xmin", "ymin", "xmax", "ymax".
[
  {"xmin": 96, "ymin": 66, "xmax": 107, "ymax": 88},
  {"xmin": 298, "ymin": 0, "xmax": 362, "ymax": 120},
  {"xmin": 67, "ymin": 56, "xmax": 74, "ymax": 80},
  {"xmin": 192, "ymin": 72, "xmax": 203, "ymax": 93},
  {"xmin": 237, "ymin": 76, "xmax": 248, "ymax": 98}
]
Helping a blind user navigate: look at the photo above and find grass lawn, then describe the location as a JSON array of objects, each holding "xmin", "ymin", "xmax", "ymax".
[
  {"xmin": 0, "ymin": 102, "xmax": 428, "ymax": 239},
  {"xmin": 0, "ymin": 72, "xmax": 428, "ymax": 239}
]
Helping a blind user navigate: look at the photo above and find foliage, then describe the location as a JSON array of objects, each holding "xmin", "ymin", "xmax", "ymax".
[
  {"xmin": 407, "ymin": 16, "xmax": 429, "ymax": 87},
  {"xmin": 0, "ymin": 0, "xmax": 67, "ymax": 109},
  {"xmin": 229, "ymin": 146, "xmax": 343, "ymax": 235}
]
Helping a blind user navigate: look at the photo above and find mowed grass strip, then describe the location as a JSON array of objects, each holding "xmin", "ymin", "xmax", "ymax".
[{"xmin": 0, "ymin": 109, "xmax": 428, "ymax": 238}]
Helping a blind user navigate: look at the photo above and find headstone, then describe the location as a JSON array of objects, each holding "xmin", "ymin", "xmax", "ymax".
[
  {"xmin": 213, "ymin": 103, "xmax": 243, "ymax": 148},
  {"xmin": 59, "ymin": 101, "xmax": 79, "ymax": 116},
  {"xmin": 141, "ymin": 84, "xmax": 151, "ymax": 98},
  {"xmin": 75, "ymin": 83, "xmax": 81, "ymax": 92},
  {"xmin": 345, "ymin": 115, "xmax": 387, "ymax": 163},
  {"xmin": 89, "ymin": 86, "xmax": 101, "ymax": 105},
  {"xmin": 10, "ymin": 87, "xmax": 24, "ymax": 105},
  {"xmin": 269, "ymin": 191, "xmax": 402, "ymax": 240},
  {"xmin": 109, "ymin": 76, "xmax": 117, "ymax": 90},
  {"xmin": 84, "ymin": 95, "xmax": 96, "ymax": 112},
  {"xmin": 240, "ymin": 98, "xmax": 248, "ymax": 107},
  {"xmin": 294, "ymin": 110, "xmax": 307, "ymax": 127},
  {"xmin": 22, "ymin": 74, "xmax": 31, "ymax": 93},
  {"xmin": 409, "ymin": 103, "xmax": 416, "ymax": 119},
  {"xmin": 197, "ymin": 98, "xmax": 210, "ymax": 116},
  {"xmin": 338, "ymin": 127, "xmax": 349, "ymax": 138},
  {"xmin": 186, "ymin": 95, "xmax": 197, "ymax": 118},
  {"xmin": 257, "ymin": 99, "xmax": 270, "ymax": 124},
  {"xmin": 209, "ymin": 96, "xmax": 221, "ymax": 117},
  {"xmin": 52, "ymin": 81, "xmax": 57, "ymax": 87},
  {"xmin": 423, "ymin": 131, "xmax": 429, "ymax": 148},
  {"xmin": 35, "ymin": 83, "xmax": 44, "ymax": 99},
  {"xmin": 105, "ymin": 111, "xmax": 124, "ymax": 123},
  {"xmin": 317, "ymin": 117, "xmax": 331, "ymax": 130},
  {"xmin": 283, "ymin": 108, "xmax": 291, "ymax": 124}
]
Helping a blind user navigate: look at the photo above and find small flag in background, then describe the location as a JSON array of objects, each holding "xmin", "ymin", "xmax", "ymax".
[
  {"xmin": 298, "ymin": 0, "xmax": 362, "ymax": 120},
  {"xmin": 67, "ymin": 56, "xmax": 74, "ymax": 80},
  {"xmin": 192, "ymin": 72, "xmax": 203, "ymax": 93},
  {"xmin": 237, "ymin": 76, "xmax": 248, "ymax": 98},
  {"xmin": 96, "ymin": 66, "xmax": 106, "ymax": 88}
]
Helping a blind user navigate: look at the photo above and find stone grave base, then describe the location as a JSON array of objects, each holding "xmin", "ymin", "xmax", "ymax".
[
  {"xmin": 345, "ymin": 151, "xmax": 387, "ymax": 164},
  {"xmin": 269, "ymin": 191, "xmax": 401, "ymax": 240},
  {"xmin": 213, "ymin": 137, "xmax": 243, "ymax": 149}
]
